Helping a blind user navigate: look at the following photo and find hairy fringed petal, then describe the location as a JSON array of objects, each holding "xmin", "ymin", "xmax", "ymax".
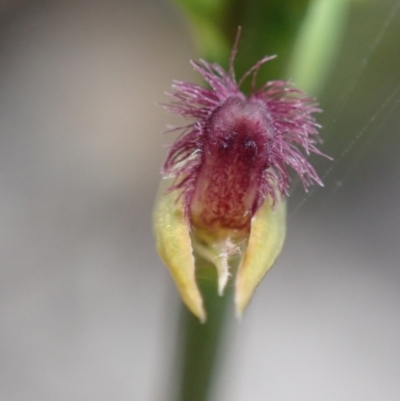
[
  {"xmin": 163, "ymin": 51, "xmax": 325, "ymax": 231},
  {"xmin": 154, "ymin": 30, "xmax": 329, "ymax": 320}
]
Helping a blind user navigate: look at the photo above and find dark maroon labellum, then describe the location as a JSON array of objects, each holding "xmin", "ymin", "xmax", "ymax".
[{"xmin": 190, "ymin": 95, "xmax": 274, "ymax": 236}]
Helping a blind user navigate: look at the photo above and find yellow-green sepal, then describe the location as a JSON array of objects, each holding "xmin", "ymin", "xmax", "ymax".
[
  {"xmin": 235, "ymin": 199, "xmax": 286, "ymax": 317},
  {"xmin": 153, "ymin": 181, "xmax": 206, "ymax": 323}
]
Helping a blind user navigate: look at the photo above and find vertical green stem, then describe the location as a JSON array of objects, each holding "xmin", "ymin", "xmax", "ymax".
[
  {"xmin": 173, "ymin": 258, "xmax": 233, "ymax": 401},
  {"xmin": 287, "ymin": 0, "xmax": 350, "ymax": 95}
]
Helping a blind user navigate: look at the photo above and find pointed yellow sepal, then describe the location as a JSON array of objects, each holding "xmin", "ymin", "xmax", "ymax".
[
  {"xmin": 153, "ymin": 182, "xmax": 206, "ymax": 323},
  {"xmin": 235, "ymin": 199, "xmax": 286, "ymax": 317}
]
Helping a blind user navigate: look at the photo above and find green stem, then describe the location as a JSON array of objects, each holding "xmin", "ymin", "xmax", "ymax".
[
  {"xmin": 286, "ymin": 0, "xmax": 350, "ymax": 95},
  {"xmin": 173, "ymin": 257, "xmax": 234, "ymax": 401}
]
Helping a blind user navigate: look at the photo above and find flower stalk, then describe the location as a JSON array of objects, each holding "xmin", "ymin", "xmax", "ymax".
[{"xmin": 173, "ymin": 257, "xmax": 234, "ymax": 401}]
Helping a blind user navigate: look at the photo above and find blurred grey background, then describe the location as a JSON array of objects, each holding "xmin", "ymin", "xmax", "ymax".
[{"xmin": 0, "ymin": 0, "xmax": 399, "ymax": 400}]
